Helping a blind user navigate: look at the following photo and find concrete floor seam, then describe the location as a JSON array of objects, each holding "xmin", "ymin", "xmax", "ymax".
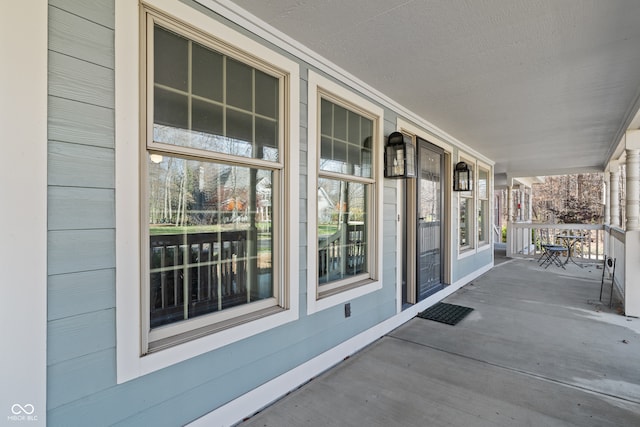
[{"xmin": 387, "ymin": 334, "xmax": 640, "ymax": 407}]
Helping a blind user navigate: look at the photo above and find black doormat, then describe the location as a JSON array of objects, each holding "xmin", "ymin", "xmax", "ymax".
[{"xmin": 417, "ymin": 302, "xmax": 474, "ymax": 325}]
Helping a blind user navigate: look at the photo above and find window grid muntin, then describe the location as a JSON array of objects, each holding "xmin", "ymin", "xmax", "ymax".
[
  {"xmin": 143, "ymin": 11, "xmax": 288, "ymax": 350},
  {"xmin": 149, "ymin": 20, "xmax": 281, "ymax": 163},
  {"xmin": 318, "ymin": 93, "xmax": 374, "ymax": 181},
  {"xmin": 146, "ymin": 155, "xmax": 278, "ymax": 330},
  {"xmin": 459, "ymin": 159, "xmax": 474, "ymax": 251},
  {"xmin": 316, "ymin": 94, "xmax": 377, "ymax": 295}
]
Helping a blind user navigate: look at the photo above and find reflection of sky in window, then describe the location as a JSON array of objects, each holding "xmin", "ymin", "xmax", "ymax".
[
  {"xmin": 153, "ymin": 125, "xmax": 278, "ymax": 162},
  {"xmin": 319, "ymin": 157, "xmax": 372, "ymax": 178},
  {"xmin": 478, "ymin": 171, "xmax": 488, "ymax": 198}
]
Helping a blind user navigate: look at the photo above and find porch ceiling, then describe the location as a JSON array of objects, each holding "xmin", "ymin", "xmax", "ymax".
[{"xmin": 227, "ymin": 0, "xmax": 640, "ymax": 177}]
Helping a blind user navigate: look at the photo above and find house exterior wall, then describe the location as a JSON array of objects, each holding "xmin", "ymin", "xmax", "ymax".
[{"xmin": 41, "ymin": 1, "xmax": 492, "ymax": 425}]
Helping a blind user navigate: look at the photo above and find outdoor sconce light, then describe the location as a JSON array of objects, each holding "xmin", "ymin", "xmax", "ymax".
[
  {"xmin": 453, "ymin": 161, "xmax": 472, "ymax": 191},
  {"xmin": 384, "ymin": 131, "xmax": 416, "ymax": 178}
]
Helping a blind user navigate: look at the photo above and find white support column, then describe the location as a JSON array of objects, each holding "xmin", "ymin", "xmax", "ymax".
[
  {"xmin": 610, "ymin": 161, "xmax": 620, "ymax": 228},
  {"xmin": 625, "ymin": 148, "xmax": 640, "ymax": 231},
  {"xmin": 603, "ymin": 171, "xmax": 611, "ymax": 226},
  {"xmin": 603, "ymin": 171, "xmax": 611, "ymax": 257},
  {"xmin": 506, "ymin": 185, "xmax": 513, "ymax": 257},
  {"xmin": 624, "ymin": 131, "xmax": 640, "ymax": 316}
]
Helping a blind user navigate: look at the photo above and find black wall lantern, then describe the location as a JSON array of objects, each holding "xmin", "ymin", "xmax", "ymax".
[
  {"xmin": 453, "ymin": 161, "xmax": 472, "ymax": 191},
  {"xmin": 384, "ymin": 131, "xmax": 416, "ymax": 178}
]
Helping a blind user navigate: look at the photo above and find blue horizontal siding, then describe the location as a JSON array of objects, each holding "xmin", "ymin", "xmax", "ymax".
[
  {"xmin": 48, "ymin": 269, "xmax": 115, "ymax": 321},
  {"xmin": 44, "ymin": 0, "xmax": 401, "ymax": 425},
  {"xmin": 48, "ymin": 141, "xmax": 114, "ymax": 189},
  {"xmin": 48, "ymin": 187, "xmax": 115, "ymax": 230},
  {"xmin": 47, "ymin": 309, "xmax": 115, "ymax": 366},
  {"xmin": 49, "ymin": 5, "xmax": 114, "ymax": 68},
  {"xmin": 47, "ymin": 348, "xmax": 116, "ymax": 409},
  {"xmin": 49, "ymin": 0, "xmax": 114, "ymax": 29},
  {"xmin": 49, "ymin": 51, "xmax": 113, "ymax": 108},
  {"xmin": 48, "ymin": 96, "xmax": 114, "ymax": 148},
  {"xmin": 48, "ymin": 229, "xmax": 115, "ymax": 276}
]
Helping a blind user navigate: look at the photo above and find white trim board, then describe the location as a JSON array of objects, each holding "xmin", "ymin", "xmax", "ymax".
[{"xmin": 0, "ymin": 2, "xmax": 48, "ymax": 424}]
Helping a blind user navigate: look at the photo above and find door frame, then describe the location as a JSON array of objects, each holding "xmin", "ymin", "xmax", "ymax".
[
  {"xmin": 397, "ymin": 123, "xmax": 452, "ymax": 309},
  {"xmin": 415, "ymin": 137, "xmax": 445, "ymax": 300}
]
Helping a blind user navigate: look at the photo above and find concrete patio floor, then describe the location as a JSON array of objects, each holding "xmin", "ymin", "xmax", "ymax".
[{"xmin": 241, "ymin": 256, "xmax": 640, "ymax": 426}]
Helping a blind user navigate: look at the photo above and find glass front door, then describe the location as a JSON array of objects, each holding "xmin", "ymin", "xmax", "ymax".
[{"xmin": 416, "ymin": 138, "xmax": 444, "ymax": 300}]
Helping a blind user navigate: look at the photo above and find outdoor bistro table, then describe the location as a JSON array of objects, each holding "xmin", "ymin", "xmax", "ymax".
[{"xmin": 556, "ymin": 235, "xmax": 586, "ymax": 267}]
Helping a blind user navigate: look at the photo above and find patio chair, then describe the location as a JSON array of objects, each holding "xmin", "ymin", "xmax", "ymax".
[{"xmin": 538, "ymin": 244, "xmax": 566, "ymax": 269}]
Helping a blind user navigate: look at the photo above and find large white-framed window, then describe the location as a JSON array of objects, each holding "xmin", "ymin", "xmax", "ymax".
[
  {"xmin": 115, "ymin": 0, "xmax": 299, "ymax": 382},
  {"xmin": 458, "ymin": 154, "xmax": 475, "ymax": 253},
  {"xmin": 477, "ymin": 163, "xmax": 491, "ymax": 247},
  {"xmin": 307, "ymin": 71, "xmax": 383, "ymax": 314}
]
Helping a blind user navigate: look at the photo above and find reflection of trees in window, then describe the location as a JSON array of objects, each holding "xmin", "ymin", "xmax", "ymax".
[
  {"xmin": 317, "ymin": 97, "xmax": 374, "ymax": 288},
  {"xmin": 148, "ymin": 156, "xmax": 274, "ymax": 230}
]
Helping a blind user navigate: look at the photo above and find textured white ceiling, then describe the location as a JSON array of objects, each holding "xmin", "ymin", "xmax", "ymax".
[{"xmin": 230, "ymin": 0, "xmax": 640, "ymax": 176}]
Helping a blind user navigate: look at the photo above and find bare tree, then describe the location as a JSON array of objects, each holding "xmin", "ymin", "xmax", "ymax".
[{"xmin": 532, "ymin": 173, "xmax": 604, "ymax": 224}]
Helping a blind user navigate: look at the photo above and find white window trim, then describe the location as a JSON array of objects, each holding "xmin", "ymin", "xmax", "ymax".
[
  {"xmin": 115, "ymin": 0, "xmax": 299, "ymax": 383},
  {"xmin": 307, "ymin": 70, "xmax": 383, "ymax": 315},
  {"xmin": 457, "ymin": 153, "xmax": 476, "ymax": 257},
  {"xmin": 477, "ymin": 160, "xmax": 492, "ymax": 251},
  {"xmin": 457, "ymin": 156, "xmax": 494, "ymax": 259}
]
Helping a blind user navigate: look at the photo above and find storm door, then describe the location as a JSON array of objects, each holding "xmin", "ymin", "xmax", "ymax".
[{"xmin": 416, "ymin": 138, "xmax": 444, "ymax": 300}]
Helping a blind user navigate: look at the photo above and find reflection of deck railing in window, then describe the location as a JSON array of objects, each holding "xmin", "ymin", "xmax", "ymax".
[
  {"xmin": 318, "ymin": 223, "xmax": 366, "ymax": 282},
  {"xmin": 150, "ymin": 231, "xmax": 267, "ymax": 328}
]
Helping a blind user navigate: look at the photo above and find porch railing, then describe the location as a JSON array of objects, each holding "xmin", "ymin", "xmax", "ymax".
[
  {"xmin": 149, "ymin": 230, "xmax": 264, "ymax": 328},
  {"xmin": 507, "ymin": 222, "xmax": 605, "ymax": 262},
  {"xmin": 318, "ymin": 223, "xmax": 366, "ymax": 282}
]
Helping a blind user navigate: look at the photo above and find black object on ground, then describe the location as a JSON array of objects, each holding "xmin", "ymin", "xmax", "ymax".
[{"xmin": 417, "ymin": 302, "xmax": 474, "ymax": 325}]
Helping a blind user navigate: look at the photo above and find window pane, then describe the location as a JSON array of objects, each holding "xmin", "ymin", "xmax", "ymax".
[
  {"xmin": 226, "ymin": 58, "xmax": 252, "ymax": 110},
  {"xmin": 148, "ymin": 155, "xmax": 274, "ymax": 328},
  {"xmin": 154, "ymin": 26, "xmax": 188, "ymax": 91},
  {"xmin": 478, "ymin": 169, "xmax": 488, "ymax": 199},
  {"xmin": 154, "ymin": 87, "xmax": 188, "ymax": 129},
  {"xmin": 320, "ymin": 99, "xmax": 333, "ymax": 136},
  {"xmin": 151, "ymin": 24, "xmax": 279, "ymax": 162},
  {"xmin": 320, "ymin": 98, "xmax": 373, "ymax": 178},
  {"xmin": 347, "ymin": 110, "xmax": 360, "ymax": 144},
  {"xmin": 317, "ymin": 178, "xmax": 367, "ymax": 285},
  {"xmin": 192, "ymin": 99, "xmax": 223, "ymax": 135},
  {"xmin": 255, "ymin": 117, "xmax": 278, "ymax": 157},
  {"xmin": 255, "ymin": 70, "xmax": 278, "ymax": 118},
  {"xmin": 478, "ymin": 199, "xmax": 488, "ymax": 243},
  {"xmin": 192, "ymin": 43, "xmax": 223, "ymax": 101},
  {"xmin": 460, "ymin": 197, "xmax": 471, "ymax": 248},
  {"xmin": 333, "ymin": 105, "xmax": 348, "ymax": 141},
  {"xmin": 226, "ymin": 109, "xmax": 253, "ymax": 143}
]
